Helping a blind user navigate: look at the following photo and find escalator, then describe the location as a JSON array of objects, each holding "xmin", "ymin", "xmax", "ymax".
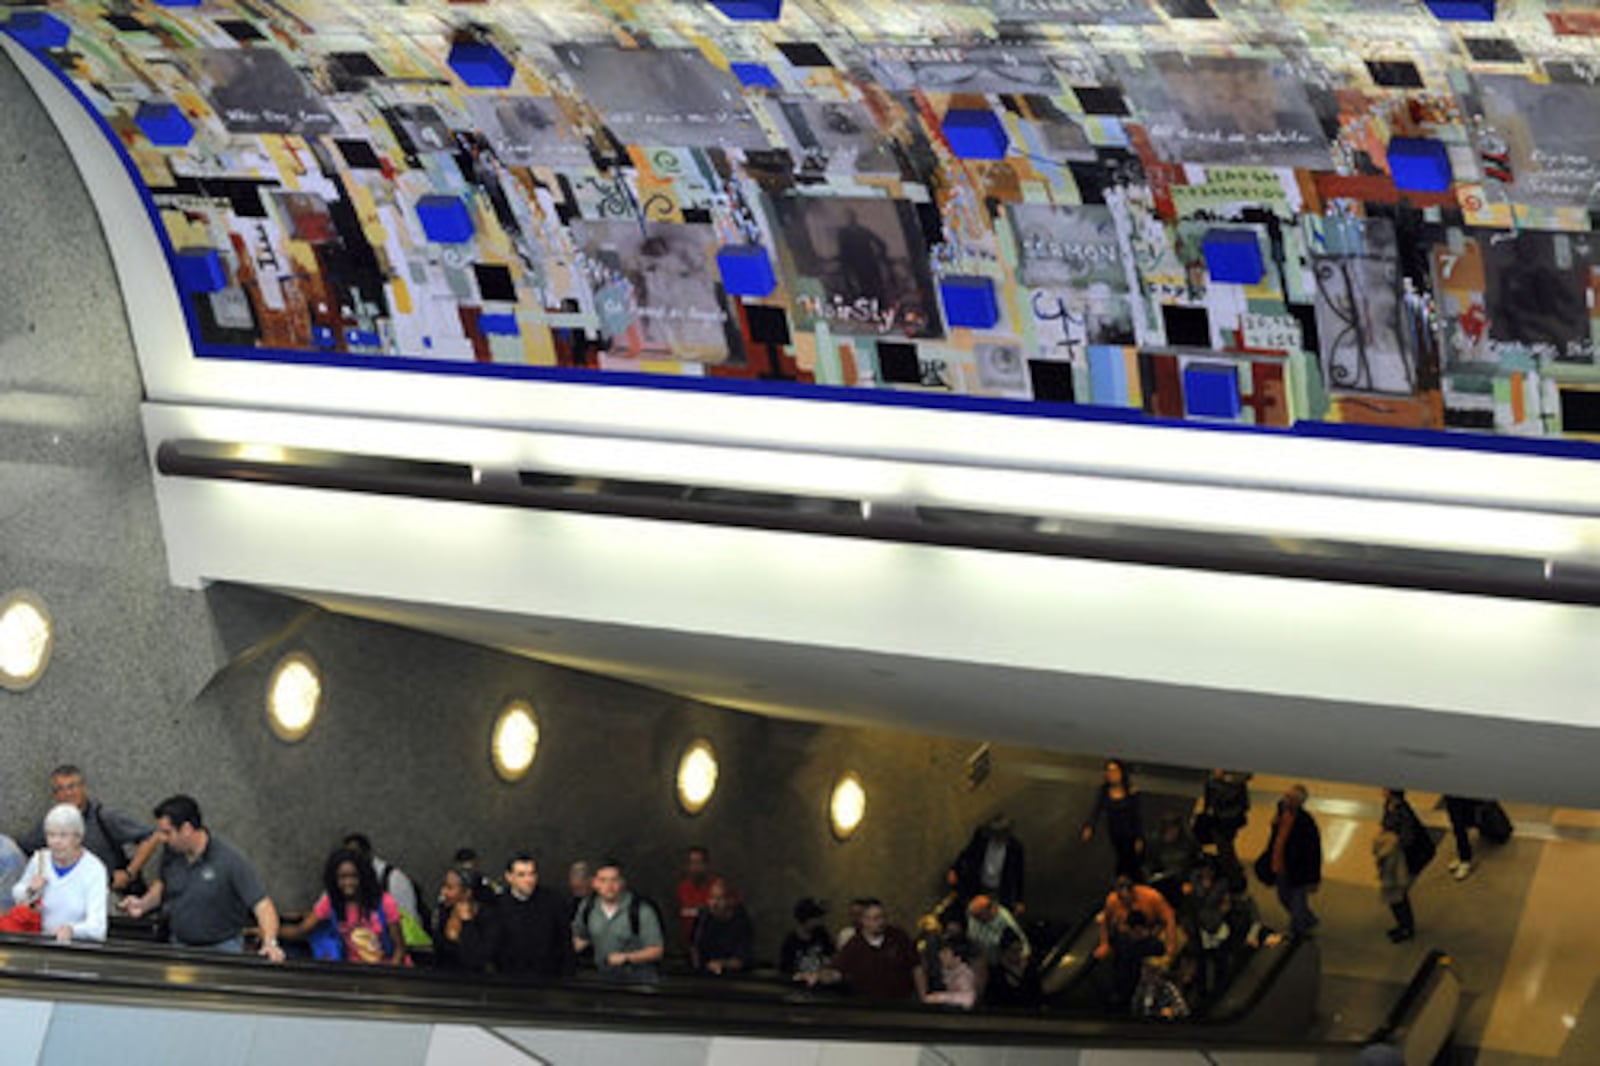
[{"xmin": 0, "ymin": 932, "xmax": 1459, "ymax": 1064}]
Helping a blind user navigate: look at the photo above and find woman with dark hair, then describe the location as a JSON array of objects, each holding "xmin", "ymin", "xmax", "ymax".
[
  {"xmin": 286, "ymin": 848, "xmax": 408, "ymax": 966},
  {"xmin": 433, "ymin": 865, "xmax": 494, "ymax": 973},
  {"xmin": 1081, "ymin": 759, "xmax": 1146, "ymax": 880},
  {"xmin": 1374, "ymin": 788, "xmax": 1434, "ymax": 944}
]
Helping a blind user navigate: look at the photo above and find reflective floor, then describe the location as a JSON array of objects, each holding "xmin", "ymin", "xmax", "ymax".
[{"xmin": 1234, "ymin": 775, "xmax": 1600, "ymax": 1064}]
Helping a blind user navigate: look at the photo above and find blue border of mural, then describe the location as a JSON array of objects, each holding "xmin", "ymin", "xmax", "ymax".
[{"xmin": 11, "ymin": 30, "xmax": 1600, "ymax": 464}]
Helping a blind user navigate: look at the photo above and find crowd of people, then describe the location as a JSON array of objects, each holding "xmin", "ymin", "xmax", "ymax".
[{"xmin": 0, "ymin": 761, "xmax": 1513, "ymax": 1020}]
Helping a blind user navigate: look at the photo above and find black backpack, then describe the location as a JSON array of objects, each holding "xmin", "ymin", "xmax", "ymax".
[{"xmin": 579, "ymin": 892, "xmax": 661, "ymax": 939}]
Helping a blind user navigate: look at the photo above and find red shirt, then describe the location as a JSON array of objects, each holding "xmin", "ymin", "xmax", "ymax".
[
  {"xmin": 834, "ymin": 925, "xmax": 920, "ymax": 1001},
  {"xmin": 676, "ymin": 878, "xmax": 711, "ymax": 944}
]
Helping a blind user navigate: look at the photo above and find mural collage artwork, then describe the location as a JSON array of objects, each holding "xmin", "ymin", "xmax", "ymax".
[{"xmin": 6, "ymin": 0, "xmax": 1600, "ymax": 441}]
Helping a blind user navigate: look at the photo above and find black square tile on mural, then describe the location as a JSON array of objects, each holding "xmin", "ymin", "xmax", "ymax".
[
  {"xmin": 1158, "ymin": 0, "xmax": 1218, "ymax": 18},
  {"xmin": 877, "ymin": 342, "xmax": 921, "ymax": 385},
  {"xmin": 473, "ymin": 263, "xmax": 516, "ymax": 303},
  {"xmin": 745, "ymin": 305, "xmax": 791, "ymax": 346},
  {"xmin": 777, "ymin": 42, "xmax": 832, "ymax": 68},
  {"xmin": 1365, "ymin": 60, "xmax": 1424, "ymax": 89},
  {"xmin": 335, "ymin": 140, "xmax": 382, "ymax": 171},
  {"xmin": 1028, "ymin": 360, "xmax": 1076, "ymax": 403},
  {"xmin": 217, "ymin": 19, "xmax": 265, "ymax": 42},
  {"xmin": 1559, "ymin": 388, "xmax": 1600, "ymax": 433},
  {"xmin": 1073, "ymin": 86, "xmax": 1129, "ymax": 116},
  {"xmin": 1463, "ymin": 38, "xmax": 1523, "ymax": 63},
  {"xmin": 1162, "ymin": 304, "xmax": 1212, "ymax": 349}
]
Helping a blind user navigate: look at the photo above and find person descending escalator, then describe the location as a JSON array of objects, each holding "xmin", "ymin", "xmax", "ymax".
[{"xmin": 1082, "ymin": 760, "xmax": 1146, "ymax": 880}]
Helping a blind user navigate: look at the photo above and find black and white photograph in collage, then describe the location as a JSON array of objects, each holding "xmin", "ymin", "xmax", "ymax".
[
  {"xmin": 864, "ymin": 45, "xmax": 1062, "ymax": 94},
  {"xmin": 1115, "ymin": 52, "xmax": 1334, "ymax": 169},
  {"xmin": 576, "ymin": 220, "xmax": 737, "ymax": 364},
  {"xmin": 1477, "ymin": 75, "xmax": 1600, "ymax": 209},
  {"xmin": 775, "ymin": 196, "xmax": 942, "ymax": 340},
  {"xmin": 1482, "ymin": 231, "xmax": 1598, "ymax": 365},
  {"xmin": 1312, "ymin": 218, "xmax": 1415, "ymax": 394},
  {"xmin": 466, "ymin": 95, "xmax": 590, "ymax": 168},
  {"xmin": 196, "ymin": 48, "xmax": 338, "ymax": 136},
  {"xmin": 777, "ymin": 100, "xmax": 899, "ymax": 174},
  {"xmin": 555, "ymin": 44, "xmax": 767, "ymax": 149}
]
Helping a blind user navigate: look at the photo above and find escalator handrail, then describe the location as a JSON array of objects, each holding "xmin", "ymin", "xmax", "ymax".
[
  {"xmin": 1366, "ymin": 948, "xmax": 1451, "ymax": 1044},
  {"xmin": 0, "ymin": 932, "xmax": 1356, "ymax": 1051}
]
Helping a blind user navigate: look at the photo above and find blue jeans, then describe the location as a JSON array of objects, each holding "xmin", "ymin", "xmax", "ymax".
[
  {"xmin": 1276, "ymin": 883, "xmax": 1317, "ymax": 936},
  {"xmin": 172, "ymin": 934, "xmax": 245, "ymax": 954}
]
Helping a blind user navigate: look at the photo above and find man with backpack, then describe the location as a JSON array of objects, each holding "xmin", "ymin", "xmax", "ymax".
[{"xmin": 573, "ymin": 858, "xmax": 663, "ymax": 984}]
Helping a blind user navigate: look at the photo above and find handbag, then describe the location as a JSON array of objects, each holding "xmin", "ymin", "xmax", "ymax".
[
  {"xmin": 1253, "ymin": 848, "xmax": 1277, "ymax": 888},
  {"xmin": 0, "ymin": 901, "xmax": 42, "ymax": 934},
  {"xmin": 0, "ymin": 852, "xmax": 47, "ymax": 934}
]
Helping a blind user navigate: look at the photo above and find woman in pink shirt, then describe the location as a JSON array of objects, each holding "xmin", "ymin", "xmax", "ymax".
[
  {"xmin": 286, "ymin": 848, "xmax": 409, "ymax": 965},
  {"xmin": 923, "ymin": 934, "xmax": 979, "ymax": 1009}
]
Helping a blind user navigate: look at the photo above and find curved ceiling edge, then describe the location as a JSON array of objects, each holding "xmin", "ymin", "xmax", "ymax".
[{"xmin": 4, "ymin": 2, "xmax": 1600, "ymax": 468}]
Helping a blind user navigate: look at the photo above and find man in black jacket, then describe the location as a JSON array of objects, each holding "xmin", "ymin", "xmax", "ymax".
[
  {"xmin": 491, "ymin": 853, "xmax": 574, "ymax": 978},
  {"xmin": 950, "ymin": 815, "xmax": 1025, "ymax": 913},
  {"xmin": 1260, "ymin": 785, "xmax": 1322, "ymax": 937}
]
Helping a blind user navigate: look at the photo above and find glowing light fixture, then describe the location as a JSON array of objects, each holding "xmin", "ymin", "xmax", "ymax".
[
  {"xmin": 676, "ymin": 739, "xmax": 719, "ymax": 814},
  {"xmin": 266, "ymin": 652, "xmax": 321, "ymax": 742},
  {"xmin": 830, "ymin": 773, "xmax": 867, "ymax": 840},
  {"xmin": 0, "ymin": 591, "xmax": 52, "ymax": 692},
  {"xmin": 492, "ymin": 701, "xmax": 539, "ymax": 782}
]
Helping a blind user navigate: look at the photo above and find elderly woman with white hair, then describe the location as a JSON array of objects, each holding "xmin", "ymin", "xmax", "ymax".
[{"xmin": 12, "ymin": 803, "xmax": 108, "ymax": 942}]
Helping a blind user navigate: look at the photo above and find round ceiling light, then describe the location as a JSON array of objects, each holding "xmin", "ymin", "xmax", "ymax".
[
  {"xmin": 492, "ymin": 701, "xmax": 539, "ymax": 782},
  {"xmin": 0, "ymin": 591, "xmax": 52, "ymax": 692},
  {"xmin": 676, "ymin": 739, "xmax": 718, "ymax": 814},
  {"xmin": 266, "ymin": 652, "xmax": 321, "ymax": 742},
  {"xmin": 830, "ymin": 772, "xmax": 867, "ymax": 840}
]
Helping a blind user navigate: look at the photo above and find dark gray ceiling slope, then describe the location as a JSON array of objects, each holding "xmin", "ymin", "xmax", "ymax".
[{"xmin": 291, "ymin": 588, "xmax": 1600, "ymax": 809}]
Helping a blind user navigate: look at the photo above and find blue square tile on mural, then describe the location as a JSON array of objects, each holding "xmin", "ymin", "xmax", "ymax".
[
  {"xmin": 5, "ymin": 11, "xmax": 70, "ymax": 50},
  {"xmin": 1202, "ymin": 229, "xmax": 1264, "ymax": 285},
  {"xmin": 716, "ymin": 245, "xmax": 777, "ymax": 297},
  {"xmin": 730, "ymin": 63, "xmax": 780, "ymax": 89},
  {"xmin": 1423, "ymin": 0, "xmax": 1495, "ymax": 20},
  {"xmin": 941, "ymin": 276, "xmax": 1000, "ymax": 330},
  {"xmin": 942, "ymin": 109, "xmax": 1009, "ymax": 160},
  {"xmin": 134, "ymin": 101, "xmax": 195, "ymax": 147},
  {"xmin": 417, "ymin": 195, "xmax": 474, "ymax": 243},
  {"xmin": 711, "ymin": 0, "xmax": 783, "ymax": 19},
  {"xmin": 1183, "ymin": 363, "xmax": 1241, "ymax": 420},
  {"xmin": 478, "ymin": 314, "xmax": 519, "ymax": 336},
  {"xmin": 173, "ymin": 248, "xmax": 227, "ymax": 294},
  {"xmin": 447, "ymin": 41, "xmax": 515, "ymax": 88},
  {"xmin": 1387, "ymin": 137, "xmax": 1453, "ymax": 192}
]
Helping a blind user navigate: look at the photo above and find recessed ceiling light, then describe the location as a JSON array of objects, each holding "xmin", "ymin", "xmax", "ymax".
[
  {"xmin": 830, "ymin": 773, "xmax": 867, "ymax": 840},
  {"xmin": 676, "ymin": 739, "xmax": 718, "ymax": 814},
  {"xmin": 266, "ymin": 652, "xmax": 321, "ymax": 742},
  {"xmin": 0, "ymin": 591, "xmax": 52, "ymax": 692},
  {"xmin": 492, "ymin": 701, "xmax": 539, "ymax": 782}
]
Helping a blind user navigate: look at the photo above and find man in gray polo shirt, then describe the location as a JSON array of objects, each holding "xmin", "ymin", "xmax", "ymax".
[
  {"xmin": 572, "ymin": 859, "xmax": 663, "ymax": 984},
  {"xmin": 121, "ymin": 794, "xmax": 285, "ymax": 962}
]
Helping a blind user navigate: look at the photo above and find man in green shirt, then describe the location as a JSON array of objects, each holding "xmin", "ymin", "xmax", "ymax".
[{"xmin": 572, "ymin": 859, "xmax": 663, "ymax": 984}]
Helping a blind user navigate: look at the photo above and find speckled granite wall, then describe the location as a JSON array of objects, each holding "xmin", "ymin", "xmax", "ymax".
[
  {"xmin": 0, "ymin": 47, "xmax": 227, "ymax": 845},
  {"xmin": 0, "ymin": 46, "xmax": 1110, "ymax": 951}
]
